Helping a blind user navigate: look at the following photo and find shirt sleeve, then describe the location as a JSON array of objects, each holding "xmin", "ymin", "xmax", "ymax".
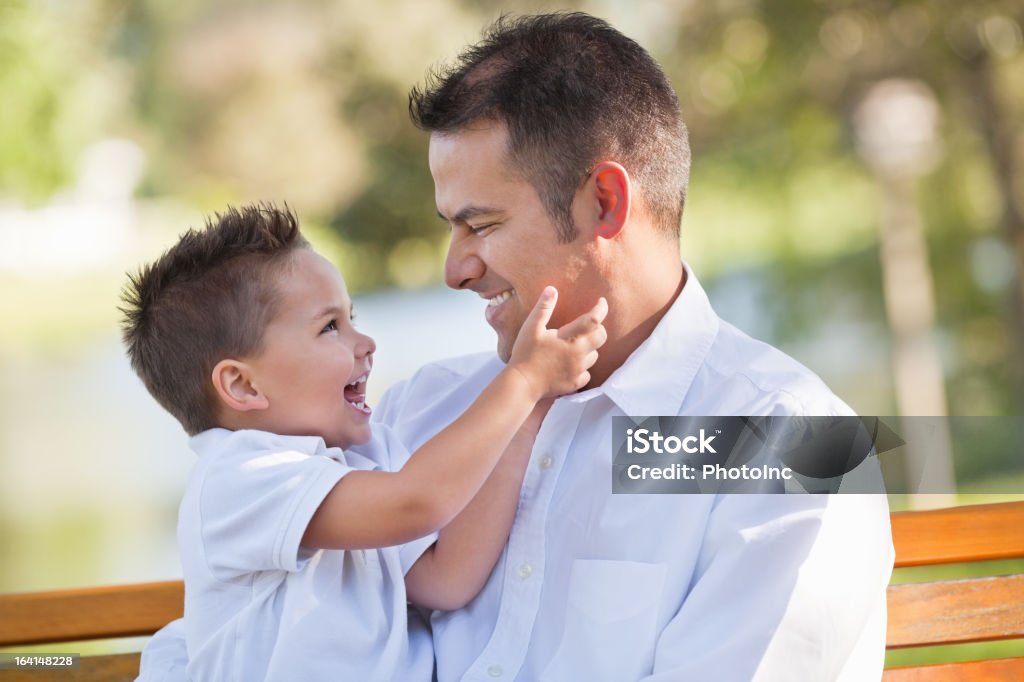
[
  {"xmin": 198, "ymin": 444, "xmax": 352, "ymax": 580},
  {"xmin": 136, "ymin": 618, "xmax": 190, "ymax": 682},
  {"xmin": 640, "ymin": 493, "xmax": 894, "ymax": 681},
  {"xmin": 640, "ymin": 390, "xmax": 894, "ymax": 680}
]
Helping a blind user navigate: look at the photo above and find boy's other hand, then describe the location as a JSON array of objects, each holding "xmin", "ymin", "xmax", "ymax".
[{"xmin": 508, "ymin": 287, "xmax": 608, "ymax": 400}]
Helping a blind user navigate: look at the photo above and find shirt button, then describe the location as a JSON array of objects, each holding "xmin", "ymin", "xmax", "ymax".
[
  {"xmin": 487, "ymin": 664, "xmax": 503, "ymax": 677},
  {"xmin": 517, "ymin": 562, "xmax": 533, "ymax": 579},
  {"xmin": 538, "ymin": 455, "xmax": 554, "ymax": 469}
]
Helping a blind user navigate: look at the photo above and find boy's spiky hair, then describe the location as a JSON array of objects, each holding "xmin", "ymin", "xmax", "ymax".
[{"xmin": 120, "ymin": 204, "xmax": 309, "ymax": 435}]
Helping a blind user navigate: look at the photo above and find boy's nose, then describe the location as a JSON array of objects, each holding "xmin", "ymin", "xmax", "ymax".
[{"xmin": 355, "ymin": 332, "xmax": 376, "ymax": 359}]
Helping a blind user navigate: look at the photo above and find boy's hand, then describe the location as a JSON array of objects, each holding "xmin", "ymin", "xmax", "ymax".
[{"xmin": 508, "ymin": 286, "xmax": 608, "ymax": 399}]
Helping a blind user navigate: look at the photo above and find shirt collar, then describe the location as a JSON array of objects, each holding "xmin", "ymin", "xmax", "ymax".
[
  {"xmin": 190, "ymin": 427, "xmax": 329, "ymax": 458},
  {"xmin": 573, "ymin": 262, "xmax": 719, "ymax": 416}
]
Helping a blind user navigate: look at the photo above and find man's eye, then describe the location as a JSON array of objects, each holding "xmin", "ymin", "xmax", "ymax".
[
  {"xmin": 322, "ymin": 320, "xmax": 338, "ymax": 333},
  {"xmin": 469, "ymin": 223, "xmax": 496, "ymax": 235}
]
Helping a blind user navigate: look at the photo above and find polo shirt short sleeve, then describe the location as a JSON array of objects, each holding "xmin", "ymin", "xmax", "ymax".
[
  {"xmin": 188, "ymin": 429, "xmax": 353, "ymax": 578},
  {"xmin": 177, "ymin": 428, "xmax": 433, "ymax": 682}
]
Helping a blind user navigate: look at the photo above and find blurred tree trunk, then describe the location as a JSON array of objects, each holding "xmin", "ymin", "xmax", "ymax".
[
  {"xmin": 962, "ymin": 49, "xmax": 1024, "ymax": 406},
  {"xmin": 877, "ymin": 172, "xmax": 957, "ymax": 507},
  {"xmin": 854, "ymin": 80, "xmax": 957, "ymax": 507}
]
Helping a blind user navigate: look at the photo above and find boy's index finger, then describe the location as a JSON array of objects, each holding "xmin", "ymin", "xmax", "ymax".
[{"xmin": 523, "ymin": 285, "xmax": 559, "ymax": 333}]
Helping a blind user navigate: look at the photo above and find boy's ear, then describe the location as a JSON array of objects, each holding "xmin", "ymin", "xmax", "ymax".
[
  {"xmin": 211, "ymin": 359, "xmax": 269, "ymax": 412},
  {"xmin": 588, "ymin": 161, "xmax": 631, "ymax": 240}
]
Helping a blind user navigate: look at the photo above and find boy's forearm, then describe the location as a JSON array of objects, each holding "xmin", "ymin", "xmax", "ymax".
[
  {"xmin": 303, "ymin": 367, "xmax": 541, "ymax": 551},
  {"xmin": 405, "ymin": 408, "xmax": 539, "ymax": 609},
  {"xmin": 396, "ymin": 367, "xmax": 539, "ymax": 531}
]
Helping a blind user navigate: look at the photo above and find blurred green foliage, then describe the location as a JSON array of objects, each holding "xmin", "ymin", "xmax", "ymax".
[
  {"xmin": 1, "ymin": 0, "xmax": 1023, "ymax": 421},
  {"xmin": 0, "ymin": 1, "xmax": 80, "ymax": 200}
]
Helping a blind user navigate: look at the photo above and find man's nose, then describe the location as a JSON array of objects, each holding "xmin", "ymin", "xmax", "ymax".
[{"xmin": 444, "ymin": 236, "xmax": 486, "ymax": 290}]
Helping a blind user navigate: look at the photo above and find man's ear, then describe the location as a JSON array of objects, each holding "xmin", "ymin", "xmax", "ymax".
[
  {"xmin": 211, "ymin": 359, "xmax": 269, "ymax": 413},
  {"xmin": 590, "ymin": 161, "xmax": 631, "ymax": 240}
]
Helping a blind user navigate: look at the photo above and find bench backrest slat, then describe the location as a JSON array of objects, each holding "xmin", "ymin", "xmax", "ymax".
[
  {"xmin": 0, "ymin": 651, "xmax": 142, "ymax": 675},
  {"xmin": 0, "ymin": 653, "xmax": 142, "ymax": 682},
  {"xmin": 0, "ymin": 581, "xmax": 183, "ymax": 647},
  {"xmin": 886, "ymin": 574, "xmax": 1024, "ymax": 647},
  {"xmin": 890, "ymin": 501, "xmax": 1024, "ymax": 568}
]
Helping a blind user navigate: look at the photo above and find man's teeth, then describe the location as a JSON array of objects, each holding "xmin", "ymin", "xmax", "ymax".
[{"xmin": 488, "ymin": 290, "xmax": 514, "ymax": 307}]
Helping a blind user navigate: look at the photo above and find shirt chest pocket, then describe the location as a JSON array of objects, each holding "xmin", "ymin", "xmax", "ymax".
[{"xmin": 539, "ymin": 559, "xmax": 667, "ymax": 682}]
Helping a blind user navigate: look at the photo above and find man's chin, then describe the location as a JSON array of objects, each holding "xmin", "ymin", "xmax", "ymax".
[
  {"xmin": 497, "ymin": 346, "xmax": 513, "ymax": 364},
  {"xmin": 496, "ymin": 336, "xmax": 513, "ymax": 364}
]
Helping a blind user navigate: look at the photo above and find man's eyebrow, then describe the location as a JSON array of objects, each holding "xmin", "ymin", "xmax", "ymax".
[{"xmin": 437, "ymin": 205, "xmax": 503, "ymax": 224}]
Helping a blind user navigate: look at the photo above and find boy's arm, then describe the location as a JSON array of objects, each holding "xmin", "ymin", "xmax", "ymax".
[
  {"xmin": 404, "ymin": 401, "xmax": 547, "ymax": 611},
  {"xmin": 301, "ymin": 288, "xmax": 607, "ymax": 551}
]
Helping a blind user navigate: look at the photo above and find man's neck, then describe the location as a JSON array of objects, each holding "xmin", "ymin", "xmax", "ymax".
[{"xmin": 585, "ymin": 262, "xmax": 686, "ymax": 388}]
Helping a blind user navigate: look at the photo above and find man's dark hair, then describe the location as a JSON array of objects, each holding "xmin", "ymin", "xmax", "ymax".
[
  {"xmin": 409, "ymin": 12, "xmax": 691, "ymax": 241},
  {"xmin": 120, "ymin": 204, "xmax": 309, "ymax": 435}
]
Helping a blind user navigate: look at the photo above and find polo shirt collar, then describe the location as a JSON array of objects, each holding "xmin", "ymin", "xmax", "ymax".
[
  {"xmin": 586, "ymin": 262, "xmax": 719, "ymax": 417},
  {"xmin": 191, "ymin": 428, "xmax": 329, "ymax": 458}
]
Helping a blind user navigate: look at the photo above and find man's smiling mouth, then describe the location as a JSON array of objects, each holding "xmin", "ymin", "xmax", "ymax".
[{"xmin": 485, "ymin": 289, "xmax": 514, "ymax": 307}]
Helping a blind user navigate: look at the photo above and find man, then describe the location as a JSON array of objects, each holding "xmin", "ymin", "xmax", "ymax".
[
  {"xmin": 395, "ymin": 12, "xmax": 892, "ymax": 681},
  {"xmin": 140, "ymin": 12, "xmax": 893, "ymax": 681}
]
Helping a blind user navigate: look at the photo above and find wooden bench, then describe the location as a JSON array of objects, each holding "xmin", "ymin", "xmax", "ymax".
[
  {"xmin": 0, "ymin": 581, "xmax": 181, "ymax": 680},
  {"xmin": 2, "ymin": 501, "xmax": 1022, "ymax": 680},
  {"xmin": 883, "ymin": 500, "xmax": 1024, "ymax": 680}
]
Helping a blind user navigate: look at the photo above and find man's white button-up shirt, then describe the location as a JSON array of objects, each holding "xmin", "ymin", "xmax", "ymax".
[{"xmin": 375, "ymin": 264, "xmax": 894, "ymax": 682}]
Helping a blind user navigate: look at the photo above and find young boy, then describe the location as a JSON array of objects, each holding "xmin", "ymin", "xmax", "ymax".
[{"xmin": 121, "ymin": 204, "xmax": 607, "ymax": 681}]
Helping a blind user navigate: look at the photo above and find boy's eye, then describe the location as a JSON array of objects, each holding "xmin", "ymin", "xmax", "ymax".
[{"xmin": 321, "ymin": 319, "xmax": 338, "ymax": 334}]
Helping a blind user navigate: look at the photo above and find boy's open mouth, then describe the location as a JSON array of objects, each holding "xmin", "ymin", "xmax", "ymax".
[{"xmin": 344, "ymin": 372, "xmax": 371, "ymax": 414}]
